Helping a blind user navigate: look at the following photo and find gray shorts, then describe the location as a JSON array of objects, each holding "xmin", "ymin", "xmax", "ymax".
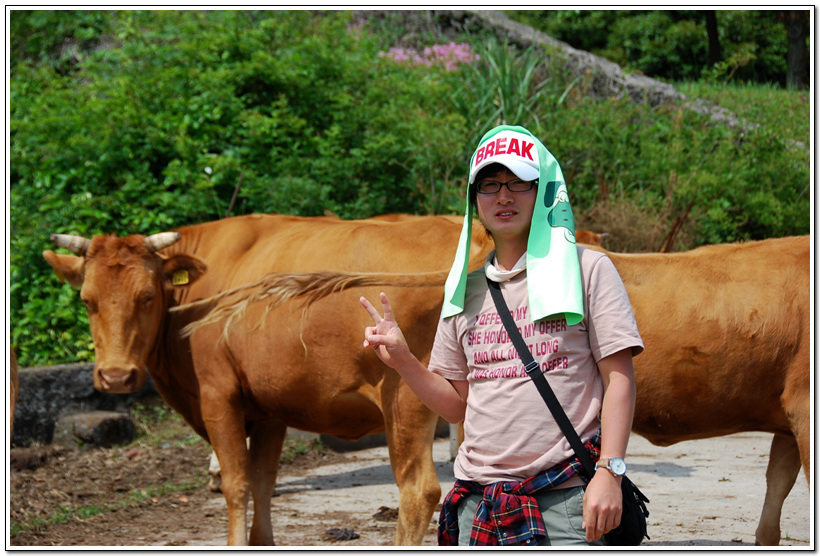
[{"xmin": 455, "ymin": 485, "xmax": 604, "ymax": 546}]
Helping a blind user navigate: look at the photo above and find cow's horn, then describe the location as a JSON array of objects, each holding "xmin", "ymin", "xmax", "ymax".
[
  {"xmin": 145, "ymin": 232, "xmax": 181, "ymax": 253},
  {"xmin": 50, "ymin": 234, "xmax": 91, "ymax": 255}
]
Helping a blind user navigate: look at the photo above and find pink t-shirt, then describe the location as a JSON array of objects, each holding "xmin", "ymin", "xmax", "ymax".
[{"xmin": 429, "ymin": 246, "xmax": 644, "ymax": 484}]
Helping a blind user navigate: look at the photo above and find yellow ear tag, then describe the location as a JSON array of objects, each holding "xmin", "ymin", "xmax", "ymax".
[{"xmin": 172, "ymin": 269, "xmax": 190, "ymax": 286}]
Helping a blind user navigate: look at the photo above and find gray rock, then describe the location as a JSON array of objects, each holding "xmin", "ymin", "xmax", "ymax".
[
  {"xmin": 12, "ymin": 363, "xmax": 157, "ymax": 447},
  {"xmin": 53, "ymin": 410, "xmax": 136, "ymax": 449}
]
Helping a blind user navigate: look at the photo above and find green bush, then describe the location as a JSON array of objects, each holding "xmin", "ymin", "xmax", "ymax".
[
  {"xmin": 10, "ymin": 9, "xmax": 109, "ymax": 71},
  {"xmin": 10, "ymin": 10, "xmax": 470, "ymax": 365},
  {"xmin": 539, "ymin": 92, "xmax": 808, "ymax": 248}
]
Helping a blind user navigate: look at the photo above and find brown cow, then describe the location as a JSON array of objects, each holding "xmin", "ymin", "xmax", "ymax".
[
  {"xmin": 610, "ymin": 237, "xmax": 810, "ymax": 547},
  {"xmin": 195, "ymin": 235, "xmax": 810, "ymax": 546},
  {"xmin": 41, "ymin": 213, "xmax": 504, "ymax": 546}
]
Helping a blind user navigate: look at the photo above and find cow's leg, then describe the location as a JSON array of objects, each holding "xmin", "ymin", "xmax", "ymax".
[
  {"xmin": 247, "ymin": 420, "xmax": 287, "ymax": 546},
  {"xmin": 754, "ymin": 434, "xmax": 801, "ymax": 546},
  {"xmin": 757, "ymin": 350, "xmax": 813, "ymax": 546},
  {"xmin": 783, "ymin": 359, "xmax": 811, "ymax": 478},
  {"xmin": 382, "ymin": 378, "xmax": 442, "ymax": 545},
  {"xmin": 448, "ymin": 423, "xmax": 460, "ymax": 461},
  {"xmin": 756, "ymin": 370, "xmax": 813, "ymax": 546},
  {"xmin": 208, "ymin": 450, "xmax": 223, "ymax": 492},
  {"xmin": 201, "ymin": 391, "xmax": 251, "ymax": 546}
]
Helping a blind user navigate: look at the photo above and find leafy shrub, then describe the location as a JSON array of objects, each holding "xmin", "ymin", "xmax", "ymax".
[
  {"xmin": 9, "ymin": 9, "xmax": 109, "ymax": 72},
  {"xmin": 10, "ymin": 10, "xmax": 470, "ymax": 365},
  {"xmin": 540, "ymin": 90, "xmax": 808, "ymax": 249},
  {"xmin": 610, "ymin": 11, "xmax": 708, "ymax": 80}
]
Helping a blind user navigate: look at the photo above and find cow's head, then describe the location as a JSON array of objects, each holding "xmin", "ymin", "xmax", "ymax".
[{"xmin": 43, "ymin": 232, "xmax": 207, "ymax": 394}]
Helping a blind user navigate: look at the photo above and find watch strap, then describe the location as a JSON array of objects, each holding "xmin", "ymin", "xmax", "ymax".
[{"xmin": 597, "ymin": 456, "xmax": 627, "ymax": 476}]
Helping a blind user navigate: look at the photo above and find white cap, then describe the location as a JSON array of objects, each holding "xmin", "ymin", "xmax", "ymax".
[{"xmin": 469, "ymin": 129, "xmax": 540, "ymax": 184}]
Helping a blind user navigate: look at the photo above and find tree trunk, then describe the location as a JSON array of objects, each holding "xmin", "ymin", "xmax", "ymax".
[
  {"xmin": 785, "ymin": 10, "xmax": 809, "ymax": 90},
  {"xmin": 705, "ymin": 11, "xmax": 722, "ymax": 67}
]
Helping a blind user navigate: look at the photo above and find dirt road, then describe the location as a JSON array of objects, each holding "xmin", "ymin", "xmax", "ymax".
[
  {"xmin": 158, "ymin": 432, "xmax": 812, "ymax": 547},
  {"xmin": 10, "ymin": 431, "xmax": 812, "ymax": 547}
]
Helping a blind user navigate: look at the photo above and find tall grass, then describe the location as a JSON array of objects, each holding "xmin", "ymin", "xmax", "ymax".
[
  {"xmin": 677, "ymin": 80, "xmax": 810, "ymax": 145},
  {"xmin": 454, "ymin": 40, "xmax": 549, "ymax": 139}
]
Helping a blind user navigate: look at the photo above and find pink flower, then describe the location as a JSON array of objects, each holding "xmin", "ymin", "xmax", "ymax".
[{"xmin": 378, "ymin": 42, "xmax": 480, "ymax": 71}]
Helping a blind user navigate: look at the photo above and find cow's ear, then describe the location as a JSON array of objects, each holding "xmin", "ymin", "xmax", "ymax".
[
  {"xmin": 43, "ymin": 250, "xmax": 85, "ymax": 289},
  {"xmin": 161, "ymin": 254, "xmax": 208, "ymax": 288}
]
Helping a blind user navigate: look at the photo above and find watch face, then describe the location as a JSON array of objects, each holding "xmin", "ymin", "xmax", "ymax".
[{"xmin": 610, "ymin": 457, "xmax": 627, "ymax": 475}]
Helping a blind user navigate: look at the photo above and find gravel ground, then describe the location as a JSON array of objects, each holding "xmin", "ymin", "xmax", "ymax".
[{"xmin": 9, "ymin": 431, "xmax": 812, "ymax": 547}]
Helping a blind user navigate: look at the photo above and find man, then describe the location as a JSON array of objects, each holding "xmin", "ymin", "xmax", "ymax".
[{"xmin": 360, "ymin": 125, "xmax": 643, "ymax": 545}]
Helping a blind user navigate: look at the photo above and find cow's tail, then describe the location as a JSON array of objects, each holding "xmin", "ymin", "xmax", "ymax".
[{"xmin": 177, "ymin": 269, "xmax": 448, "ymax": 339}]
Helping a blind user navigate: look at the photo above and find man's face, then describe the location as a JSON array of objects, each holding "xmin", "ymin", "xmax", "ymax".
[{"xmin": 474, "ymin": 167, "xmax": 537, "ymax": 244}]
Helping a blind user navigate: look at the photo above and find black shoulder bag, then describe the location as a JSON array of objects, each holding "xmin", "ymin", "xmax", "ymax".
[{"xmin": 486, "ymin": 277, "xmax": 649, "ymax": 545}]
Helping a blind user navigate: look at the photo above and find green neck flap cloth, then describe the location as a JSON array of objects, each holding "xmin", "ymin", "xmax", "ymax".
[{"xmin": 441, "ymin": 125, "xmax": 584, "ymax": 325}]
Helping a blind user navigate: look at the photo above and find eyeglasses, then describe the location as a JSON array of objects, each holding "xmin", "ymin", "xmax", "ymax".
[{"xmin": 475, "ymin": 178, "xmax": 537, "ymax": 194}]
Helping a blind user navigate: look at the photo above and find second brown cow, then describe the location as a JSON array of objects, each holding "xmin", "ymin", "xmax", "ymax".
[{"xmin": 198, "ymin": 234, "xmax": 810, "ymax": 546}]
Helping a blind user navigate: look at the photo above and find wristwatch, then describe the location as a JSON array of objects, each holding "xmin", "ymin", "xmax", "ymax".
[{"xmin": 596, "ymin": 456, "xmax": 627, "ymax": 476}]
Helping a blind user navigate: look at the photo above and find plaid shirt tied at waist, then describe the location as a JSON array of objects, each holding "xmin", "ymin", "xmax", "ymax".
[{"xmin": 438, "ymin": 433, "xmax": 601, "ymax": 546}]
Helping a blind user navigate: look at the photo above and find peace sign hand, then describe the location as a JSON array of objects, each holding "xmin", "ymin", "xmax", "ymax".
[{"xmin": 360, "ymin": 292, "xmax": 412, "ymax": 370}]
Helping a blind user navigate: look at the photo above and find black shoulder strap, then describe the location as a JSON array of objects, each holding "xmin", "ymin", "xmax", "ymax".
[{"xmin": 486, "ymin": 276, "xmax": 597, "ymax": 478}]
